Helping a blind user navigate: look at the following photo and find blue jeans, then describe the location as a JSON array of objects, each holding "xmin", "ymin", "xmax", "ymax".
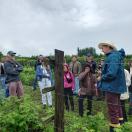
[
  {"xmin": 0, "ymin": 76, "xmax": 9, "ymax": 97},
  {"xmin": 73, "ymin": 77, "xmax": 79, "ymax": 95}
]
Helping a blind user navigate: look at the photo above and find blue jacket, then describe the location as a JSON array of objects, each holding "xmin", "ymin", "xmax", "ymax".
[
  {"xmin": 99, "ymin": 49, "xmax": 127, "ymax": 94},
  {"xmin": 36, "ymin": 65, "xmax": 50, "ymax": 81}
]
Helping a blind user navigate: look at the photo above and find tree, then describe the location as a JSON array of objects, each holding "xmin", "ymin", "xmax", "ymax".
[{"xmin": 77, "ymin": 47, "xmax": 97, "ymax": 56}]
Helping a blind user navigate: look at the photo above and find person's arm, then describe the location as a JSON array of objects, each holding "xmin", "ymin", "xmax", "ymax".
[
  {"xmin": 71, "ymin": 72, "xmax": 75, "ymax": 91},
  {"xmin": 16, "ymin": 62, "xmax": 23, "ymax": 72},
  {"xmin": 102, "ymin": 55, "xmax": 120, "ymax": 81},
  {"xmin": 4, "ymin": 62, "xmax": 19, "ymax": 75},
  {"xmin": 78, "ymin": 70, "xmax": 88, "ymax": 80},
  {"xmin": 78, "ymin": 62, "xmax": 82, "ymax": 74},
  {"xmin": 36, "ymin": 66, "xmax": 50, "ymax": 78},
  {"xmin": 125, "ymin": 70, "xmax": 131, "ymax": 87}
]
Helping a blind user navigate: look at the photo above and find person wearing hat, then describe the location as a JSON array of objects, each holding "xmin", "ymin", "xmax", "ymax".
[
  {"xmin": 4, "ymin": 51, "xmax": 24, "ymax": 97},
  {"xmin": 86, "ymin": 53, "xmax": 97, "ymax": 74},
  {"xmin": 78, "ymin": 64, "xmax": 97, "ymax": 116},
  {"xmin": 98, "ymin": 42, "xmax": 127, "ymax": 132}
]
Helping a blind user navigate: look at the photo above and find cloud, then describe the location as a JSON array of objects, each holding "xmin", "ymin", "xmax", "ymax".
[{"xmin": 0, "ymin": 0, "xmax": 132, "ymax": 56}]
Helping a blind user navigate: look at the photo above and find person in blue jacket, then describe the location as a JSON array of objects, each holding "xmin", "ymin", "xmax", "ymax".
[{"xmin": 98, "ymin": 42, "xmax": 127, "ymax": 132}]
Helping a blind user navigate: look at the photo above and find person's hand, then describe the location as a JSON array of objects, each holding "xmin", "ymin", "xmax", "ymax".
[
  {"xmin": 97, "ymin": 70, "xmax": 102, "ymax": 75},
  {"xmin": 78, "ymin": 89, "xmax": 81, "ymax": 96},
  {"xmin": 84, "ymin": 68, "xmax": 89, "ymax": 73},
  {"xmin": 97, "ymin": 76, "xmax": 101, "ymax": 81}
]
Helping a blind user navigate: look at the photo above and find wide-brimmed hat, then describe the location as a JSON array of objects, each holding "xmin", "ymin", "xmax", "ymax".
[{"xmin": 98, "ymin": 41, "xmax": 117, "ymax": 50}]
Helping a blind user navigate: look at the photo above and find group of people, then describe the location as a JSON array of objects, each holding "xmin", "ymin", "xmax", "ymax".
[
  {"xmin": 1, "ymin": 42, "xmax": 132, "ymax": 132},
  {"xmin": 63, "ymin": 42, "xmax": 132, "ymax": 132}
]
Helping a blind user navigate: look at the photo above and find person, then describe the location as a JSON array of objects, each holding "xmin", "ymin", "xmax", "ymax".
[
  {"xmin": 0, "ymin": 57, "xmax": 9, "ymax": 97},
  {"xmin": 0, "ymin": 59, "xmax": 6, "ymax": 101},
  {"xmin": 69, "ymin": 55, "xmax": 81, "ymax": 95},
  {"xmin": 78, "ymin": 64, "xmax": 97, "ymax": 117},
  {"xmin": 43, "ymin": 57, "xmax": 54, "ymax": 86},
  {"xmin": 98, "ymin": 42, "xmax": 127, "ymax": 132},
  {"xmin": 33, "ymin": 55, "xmax": 43, "ymax": 90},
  {"xmin": 64, "ymin": 64, "xmax": 75, "ymax": 111},
  {"xmin": 128, "ymin": 60, "xmax": 132, "ymax": 115},
  {"xmin": 96, "ymin": 59, "xmax": 105, "ymax": 100},
  {"xmin": 120, "ymin": 69, "xmax": 131, "ymax": 123},
  {"xmin": 37, "ymin": 57, "xmax": 52, "ymax": 108},
  {"xmin": 85, "ymin": 53, "xmax": 97, "ymax": 74},
  {"xmin": 4, "ymin": 51, "xmax": 24, "ymax": 97}
]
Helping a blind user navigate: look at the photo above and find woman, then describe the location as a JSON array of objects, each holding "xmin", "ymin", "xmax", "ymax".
[
  {"xmin": 78, "ymin": 64, "xmax": 97, "ymax": 116},
  {"xmin": 64, "ymin": 64, "xmax": 75, "ymax": 111},
  {"xmin": 37, "ymin": 57, "xmax": 52, "ymax": 108}
]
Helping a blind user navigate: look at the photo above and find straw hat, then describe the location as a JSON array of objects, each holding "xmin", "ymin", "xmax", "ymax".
[{"xmin": 98, "ymin": 41, "xmax": 117, "ymax": 50}]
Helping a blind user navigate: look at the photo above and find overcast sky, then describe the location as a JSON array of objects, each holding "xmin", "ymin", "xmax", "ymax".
[{"xmin": 0, "ymin": 0, "xmax": 132, "ymax": 56}]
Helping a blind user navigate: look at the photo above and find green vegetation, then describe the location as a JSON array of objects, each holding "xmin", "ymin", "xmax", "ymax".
[{"xmin": 0, "ymin": 48, "xmax": 132, "ymax": 131}]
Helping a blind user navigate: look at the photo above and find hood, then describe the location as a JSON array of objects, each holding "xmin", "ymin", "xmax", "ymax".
[
  {"xmin": 64, "ymin": 63, "xmax": 70, "ymax": 72},
  {"xmin": 118, "ymin": 48, "xmax": 126, "ymax": 60}
]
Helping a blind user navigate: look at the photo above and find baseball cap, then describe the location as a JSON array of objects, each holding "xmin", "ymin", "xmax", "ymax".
[{"xmin": 7, "ymin": 51, "xmax": 16, "ymax": 56}]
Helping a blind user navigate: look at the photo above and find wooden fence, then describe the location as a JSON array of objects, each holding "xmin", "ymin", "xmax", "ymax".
[{"xmin": 42, "ymin": 49, "xmax": 64, "ymax": 132}]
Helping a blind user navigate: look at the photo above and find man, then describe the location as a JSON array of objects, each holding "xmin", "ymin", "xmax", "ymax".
[
  {"xmin": 4, "ymin": 51, "xmax": 24, "ymax": 97},
  {"xmin": 98, "ymin": 42, "xmax": 127, "ymax": 132},
  {"xmin": 69, "ymin": 55, "xmax": 81, "ymax": 95},
  {"xmin": 86, "ymin": 53, "xmax": 96, "ymax": 74}
]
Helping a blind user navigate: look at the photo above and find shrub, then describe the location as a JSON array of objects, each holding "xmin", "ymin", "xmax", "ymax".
[
  {"xmin": 20, "ymin": 67, "xmax": 35, "ymax": 86},
  {"xmin": 0, "ymin": 96, "xmax": 44, "ymax": 132}
]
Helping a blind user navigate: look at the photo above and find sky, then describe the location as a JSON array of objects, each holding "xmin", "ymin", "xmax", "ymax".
[{"xmin": 0, "ymin": 0, "xmax": 132, "ymax": 56}]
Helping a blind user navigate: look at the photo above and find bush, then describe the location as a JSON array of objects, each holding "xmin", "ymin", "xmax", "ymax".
[
  {"xmin": 65, "ymin": 112, "xmax": 108, "ymax": 132},
  {"xmin": 0, "ymin": 96, "xmax": 44, "ymax": 132},
  {"xmin": 20, "ymin": 67, "xmax": 35, "ymax": 86}
]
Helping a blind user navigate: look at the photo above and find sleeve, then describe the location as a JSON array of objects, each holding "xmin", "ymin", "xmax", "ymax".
[
  {"xmin": 71, "ymin": 72, "xmax": 75, "ymax": 90},
  {"xmin": 78, "ymin": 62, "xmax": 82, "ymax": 74},
  {"xmin": 102, "ymin": 55, "xmax": 120, "ymax": 81},
  {"xmin": 16, "ymin": 62, "xmax": 23, "ymax": 72},
  {"xmin": 78, "ymin": 71, "xmax": 87, "ymax": 80},
  {"xmin": 36, "ymin": 65, "xmax": 42, "ymax": 76},
  {"xmin": 125, "ymin": 70, "xmax": 131, "ymax": 87},
  {"xmin": 4, "ymin": 62, "xmax": 19, "ymax": 75}
]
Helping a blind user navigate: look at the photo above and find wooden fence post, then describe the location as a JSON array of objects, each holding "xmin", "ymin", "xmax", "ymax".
[{"xmin": 54, "ymin": 49, "xmax": 64, "ymax": 132}]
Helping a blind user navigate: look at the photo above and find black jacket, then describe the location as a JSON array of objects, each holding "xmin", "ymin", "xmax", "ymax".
[{"xmin": 4, "ymin": 60, "xmax": 23, "ymax": 83}]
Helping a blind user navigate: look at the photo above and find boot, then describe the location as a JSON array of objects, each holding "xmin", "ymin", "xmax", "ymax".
[
  {"xmin": 110, "ymin": 126, "xmax": 115, "ymax": 132},
  {"xmin": 119, "ymin": 120, "xmax": 124, "ymax": 125}
]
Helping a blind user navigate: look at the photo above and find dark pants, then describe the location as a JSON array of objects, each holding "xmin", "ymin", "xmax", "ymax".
[
  {"xmin": 106, "ymin": 92, "xmax": 123, "ymax": 126},
  {"xmin": 33, "ymin": 76, "xmax": 37, "ymax": 90},
  {"xmin": 64, "ymin": 88, "xmax": 74, "ymax": 111},
  {"xmin": 79, "ymin": 95, "xmax": 93, "ymax": 116},
  {"xmin": 120, "ymin": 100, "xmax": 127, "ymax": 122}
]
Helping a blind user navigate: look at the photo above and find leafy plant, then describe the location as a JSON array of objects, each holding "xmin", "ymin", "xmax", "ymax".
[{"xmin": 0, "ymin": 96, "xmax": 44, "ymax": 132}]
